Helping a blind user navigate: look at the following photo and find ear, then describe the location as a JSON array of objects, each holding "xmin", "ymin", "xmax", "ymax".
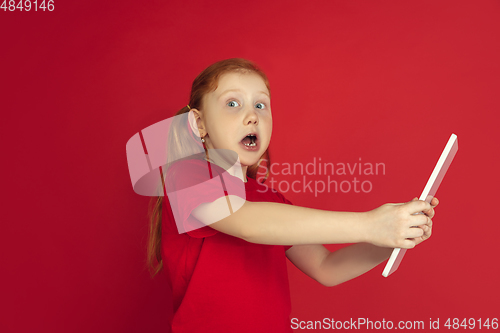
[{"xmin": 187, "ymin": 109, "xmax": 205, "ymax": 138}]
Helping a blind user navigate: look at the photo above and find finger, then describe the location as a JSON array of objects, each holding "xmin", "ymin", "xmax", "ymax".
[
  {"xmin": 409, "ymin": 212, "xmax": 431, "ymax": 225},
  {"xmin": 422, "ymin": 217, "xmax": 433, "ymax": 227},
  {"xmin": 422, "ymin": 224, "xmax": 432, "ymax": 238},
  {"xmin": 417, "ymin": 219, "xmax": 433, "ymax": 234},
  {"xmin": 423, "ymin": 206, "xmax": 435, "ymax": 218},
  {"xmin": 406, "ymin": 226, "xmax": 425, "ymax": 239},
  {"xmin": 400, "ymin": 239, "xmax": 417, "ymax": 249},
  {"xmin": 407, "ymin": 200, "xmax": 431, "ymax": 215},
  {"xmin": 417, "ymin": 223, "xmax": 432, "ymax": 235},
  {"xmin": 431, "ymin": 197, "xmax": 439, "ymax": 207},
  {"xmin": 417, "ymin": 197, "xmax": 434, "ymax": 217}
]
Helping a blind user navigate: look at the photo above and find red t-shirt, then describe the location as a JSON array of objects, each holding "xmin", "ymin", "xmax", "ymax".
[{"xmin": 161, "ymin": 158, "xmax": 294, "ymax": 333}]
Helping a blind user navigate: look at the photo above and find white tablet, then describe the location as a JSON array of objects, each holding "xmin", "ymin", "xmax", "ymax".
[{"xmin": 382, "ymin": 133, "xmax": 459, "ymax": 277}]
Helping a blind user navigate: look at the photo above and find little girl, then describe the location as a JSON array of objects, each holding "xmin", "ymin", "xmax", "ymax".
[{"xmin": 147, "ymin": 58, "xmax": 438, "ymax": 333}]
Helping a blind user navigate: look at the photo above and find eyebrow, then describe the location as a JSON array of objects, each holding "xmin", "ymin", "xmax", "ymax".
[{"xmin": 218, "ymin": 88, "xmax": 270, "ymax": 99}]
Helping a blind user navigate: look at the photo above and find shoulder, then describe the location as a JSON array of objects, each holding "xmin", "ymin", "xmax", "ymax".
[
  {"xmin": 166, "ymin": 155, "xmax": 206, "ymax": 176},
  {"xmin": 165, "ymin": 155, "xmax": 217, "ymax": 191}
]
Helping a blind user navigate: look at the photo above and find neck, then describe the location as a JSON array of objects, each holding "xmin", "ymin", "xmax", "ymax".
[{"xmin": 242, "ymin": 165, "xmax": 248, "ymax": 182}]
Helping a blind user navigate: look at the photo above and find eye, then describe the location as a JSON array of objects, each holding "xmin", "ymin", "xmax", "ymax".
[
  {"xmin": 227, "ymin": 100, "xmax": 240, "ymax": 107},
  {"xmin": 255, "ymin": 102, "xmax": 266, "ymax": 109}
]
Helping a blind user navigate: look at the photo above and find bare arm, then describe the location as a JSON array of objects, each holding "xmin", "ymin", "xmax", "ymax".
[
  {"xmin": 285, "ymin": 197, "xmax": 439, "ymax": 287},
  {"xmin": 236, "ymin": 200, "xmax": 367, "ymax": 245},
  {"xmin": 318, "ymin": 243, "xmax": 392, "ymax": 286},
  {"xmin": 191, "ymin": 195, "xmax": 432, "ymax": 249}
]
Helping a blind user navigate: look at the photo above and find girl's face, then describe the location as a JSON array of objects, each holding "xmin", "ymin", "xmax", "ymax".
[{"xmin": 199, "ymin": 71, "xmax": 272, "ymax": 173}]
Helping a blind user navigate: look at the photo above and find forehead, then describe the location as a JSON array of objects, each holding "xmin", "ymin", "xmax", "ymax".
[{"xmin": 214, "ymin": 71, "xmax": 269, "ymax": 96}]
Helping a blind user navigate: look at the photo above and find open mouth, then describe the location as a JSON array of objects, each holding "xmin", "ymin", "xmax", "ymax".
[{"xmin": 241, "ymin": 134, "xmax": 257, "ymax": 147}]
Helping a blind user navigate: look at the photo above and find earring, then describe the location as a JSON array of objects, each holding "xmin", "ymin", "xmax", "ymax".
[{"xmin": 201, "ymin": 136, "xmax": 206, "ymax": 143}]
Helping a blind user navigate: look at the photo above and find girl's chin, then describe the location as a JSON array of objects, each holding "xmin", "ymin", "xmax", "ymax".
[{"xmin": 238, "ymin": 158, "xmax": 260, "ymax": 168}]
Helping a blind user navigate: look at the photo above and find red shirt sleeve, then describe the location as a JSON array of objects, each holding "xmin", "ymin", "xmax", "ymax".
[
  {"xmin": 165, "ymin": 158, "xmax": 246, "ymax": 238},
  {"xmin": 274, "ymin": 191, "xmax": 294, "ymax": 206},
  {"xmin": 166, "ymin": 158, "xmax": 296, "ymax": 246}
]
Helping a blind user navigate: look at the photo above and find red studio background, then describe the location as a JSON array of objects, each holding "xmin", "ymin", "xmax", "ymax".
[{"xmin": 1, "ymin": 1, "xmax": 499, "ymax": 332}]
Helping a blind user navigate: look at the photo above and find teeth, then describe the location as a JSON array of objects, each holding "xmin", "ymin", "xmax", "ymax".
[{"xmin": 243, "ymin": 134, "xmax": 257, "ymax": 147}]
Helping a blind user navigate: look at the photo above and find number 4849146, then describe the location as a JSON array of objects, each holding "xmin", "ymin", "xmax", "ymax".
[
  {"xmin": 444, "ymin": 318, "xmax": 498, "ymax": 330},
  {"xmin": 1, "ymin": 0, "xmax": 55, "ymax": 11}
]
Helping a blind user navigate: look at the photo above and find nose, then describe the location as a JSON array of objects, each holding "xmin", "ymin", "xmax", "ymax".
[{"xmin": 243, "ymin": 106, "xmax": 259, "ymax": 125}]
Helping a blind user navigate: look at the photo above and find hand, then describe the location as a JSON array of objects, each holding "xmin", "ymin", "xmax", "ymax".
[
  {"xmin": 410, "ymin": 196, "xmax": 439, "ymax": 246},
  {"xmin": 365, "ymin": 199, "xmax": 433, "ymax": 249}
]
